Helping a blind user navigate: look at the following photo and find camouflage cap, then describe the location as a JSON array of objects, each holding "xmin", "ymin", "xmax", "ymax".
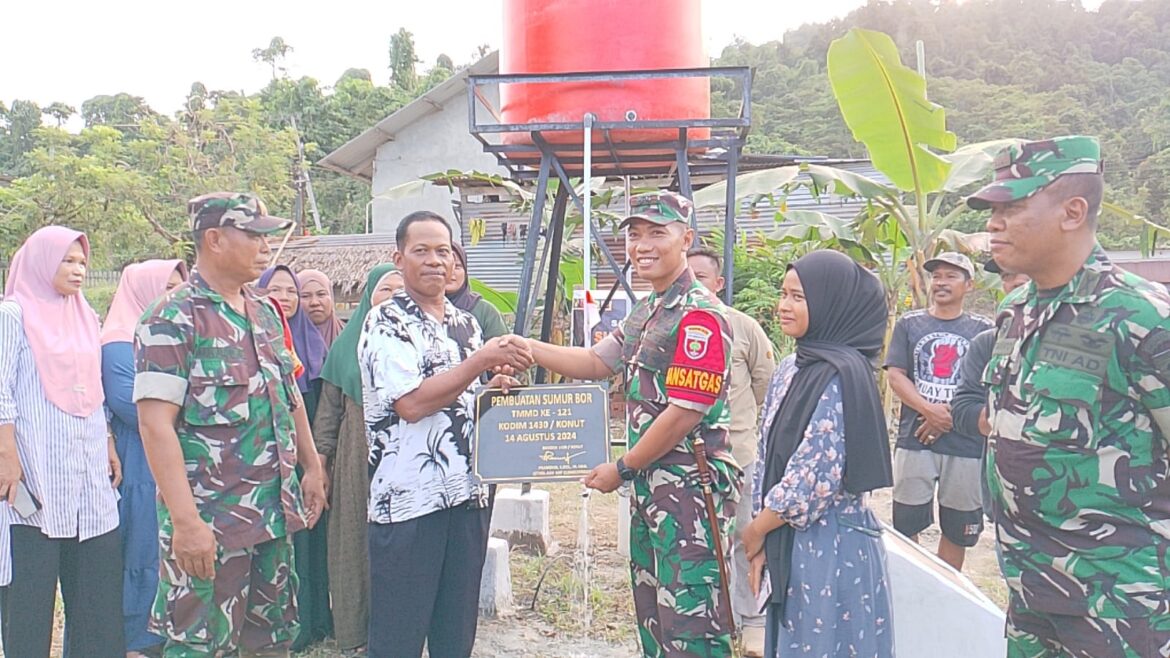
[
  {"xmin": 924, "ymin": 251, "xmax": 975, "ymax": 278},
  {"xmin": 966, "ymin": 135, "xmax": 1103, "ymax": 210},
  {"xmin": 187, "ymin": 192, "xmax": 293, "ymax": 235},
  {"xmin": 618, "ymin": 191, "xmax": 694, "ymax": 229}
]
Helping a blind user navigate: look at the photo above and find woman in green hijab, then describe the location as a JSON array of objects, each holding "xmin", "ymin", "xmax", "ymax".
[{"xmin": 312, "ymin": 263, "xmax": 402, "ymax": 652}]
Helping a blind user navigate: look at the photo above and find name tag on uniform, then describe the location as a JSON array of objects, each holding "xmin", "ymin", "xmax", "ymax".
[
  {"xmin": 1035, "ymin": 325, "xmax": 1112, "ymax": 378},
  {"xmin": 193, "ymin": 346, "xmax": 246, "ymax": 362}
]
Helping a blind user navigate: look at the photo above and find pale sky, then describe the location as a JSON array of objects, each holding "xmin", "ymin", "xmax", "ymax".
[
  {"xmin": 3, "ymin": 0, "xmax": 1106, "ymax": 126},
  {"xmin": 0, "ymin": 0, "xmax": 914, "ymax": 122}
]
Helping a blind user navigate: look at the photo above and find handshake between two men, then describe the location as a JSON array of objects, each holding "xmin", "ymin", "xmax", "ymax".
[{"xmin": 478, "ymin": 334, "xmax": 535, "ymax": 393}]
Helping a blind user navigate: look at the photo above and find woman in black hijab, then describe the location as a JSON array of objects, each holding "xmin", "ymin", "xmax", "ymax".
[{"xmin": 743, "ymin": 250, "xmax": 895, "ymax": 658}]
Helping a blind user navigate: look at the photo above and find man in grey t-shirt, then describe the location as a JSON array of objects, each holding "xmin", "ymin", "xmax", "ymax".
[{"xmin": 885, "ymin": 252, "xmax": 992, "ymax": 571}]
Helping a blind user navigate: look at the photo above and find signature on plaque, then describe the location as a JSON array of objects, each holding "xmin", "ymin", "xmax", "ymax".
[{"xmin": 540, "ymin": 450, "xmax": 587, "ymax": 466}]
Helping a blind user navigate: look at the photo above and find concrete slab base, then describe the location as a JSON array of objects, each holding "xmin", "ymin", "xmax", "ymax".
[
  {"xmin": 883, "ymin": 523, "xmax": 1007, "ymax": 657},
  {"xmin": 490, "ymin": 487, "xmax": 552, "ymax": 554},
  {"xmin": 478, "ymin": 537, "xmax": 514, "ymax": 618}
]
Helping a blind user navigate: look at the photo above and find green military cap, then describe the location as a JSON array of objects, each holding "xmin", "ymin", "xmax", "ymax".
[
  {"xmin": 966, "ymin": 135, "xmax": 1103, "ymax": 210},
  {"xmin": 619, "ymin": 191, "xmax": 695, "ymax": 229},
  {"xmin": 187, "ymin": 192, "xmax": 293, "ymax": 235}
]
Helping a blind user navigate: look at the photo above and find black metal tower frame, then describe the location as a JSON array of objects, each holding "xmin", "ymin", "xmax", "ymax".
[{"xmin": 467, "ymin": 67, "xmax": 752, "ymax": 380}]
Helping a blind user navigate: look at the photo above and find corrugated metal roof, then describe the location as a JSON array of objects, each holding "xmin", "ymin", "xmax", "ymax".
[{"xmin": 316, "ymin": 51, "xmax": 500, "ymax": 182}]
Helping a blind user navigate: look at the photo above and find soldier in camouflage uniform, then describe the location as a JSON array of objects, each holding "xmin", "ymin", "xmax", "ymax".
[
  {"xmin": 134, "ymin": 192, "xmax": 328, "ymax": 657},
  {"xmin": 970, "ymin": 137, "xmax": 1170, "ymax": 657},
  {"xmin": 524, "ymin": 192, "xmax": 741, "ymax": 657}
]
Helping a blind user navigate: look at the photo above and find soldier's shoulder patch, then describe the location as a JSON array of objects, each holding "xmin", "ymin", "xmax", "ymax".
[{"xmin": 665, "ymin": 310, "xmax": 727, "ymax": 406}]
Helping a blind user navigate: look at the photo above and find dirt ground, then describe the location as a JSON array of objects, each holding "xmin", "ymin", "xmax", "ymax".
[
  {"xmin": 16, "ymin": 483, "xmax": 1007, "ymax": 658},
  {"xmin": 303, "ymin": 482, "xmax": 1006, "ymax": 658}
]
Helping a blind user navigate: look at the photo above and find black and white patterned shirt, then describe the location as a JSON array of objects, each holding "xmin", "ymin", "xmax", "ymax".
[{"xmin": 358, "ymin": 289, "xmax": 485, "ymax": 524}]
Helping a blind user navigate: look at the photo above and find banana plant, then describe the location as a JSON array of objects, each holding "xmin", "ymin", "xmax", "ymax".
[
  {"xmin": 695, "ymin": 29, "xmax": 1019, "ymax": 309},
  {"xmin": 1101, "ymin": 202, "xmax": 1170, "ymax": 257}
]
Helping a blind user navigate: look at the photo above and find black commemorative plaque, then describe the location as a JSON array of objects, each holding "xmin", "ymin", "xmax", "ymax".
[{"xmin": 473, "ymin": 383, "xmax": 610, "ymax": 483}]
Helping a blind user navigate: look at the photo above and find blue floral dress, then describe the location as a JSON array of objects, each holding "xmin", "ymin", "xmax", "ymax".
[{"xmin": 753, "ymin": 355, "xmax": 895, "ymax": 658}]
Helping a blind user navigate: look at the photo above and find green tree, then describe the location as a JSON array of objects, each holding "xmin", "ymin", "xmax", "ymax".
[
  {"xmin": 42, "ymin": 102, "xmax": 76, "ymax": 127},
  {"xmin": 0, "ymin": 100, "xmax": 43, "ymax": 174},
  {"xmin": 389, "ymin": 28, "xmax": 420, "ymax": 92},
  {"xmin": 252, "ymin": 36, "xmax": 294, "ymax": 80},
  {"xmin": 337, "ymin": 68, "xmax": 372, "ymax": 85},
  {"xmin": 80, "ymin": 93, "xmax": 156, "ymax": 128}
]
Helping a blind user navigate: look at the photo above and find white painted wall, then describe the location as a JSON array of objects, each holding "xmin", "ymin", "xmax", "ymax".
[
  {"xmin": 883, "ymin": 526, "xmax": 1008, "ymax": 657},
  {"xmin": 370, "ymin": 87, "xmax": 506, "ymax": 239}
]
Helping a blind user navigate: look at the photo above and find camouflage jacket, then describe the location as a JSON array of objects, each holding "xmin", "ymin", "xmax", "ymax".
[
  {"xmin": 984, "ymin": 245, "xmax": 1170, "ymax": 618},
  {"xmin": 594, "ymin": 268, "xmax": 738, "ymax": 490},
  {"xmin": 133, "ymin": 271, "xmax": 307, "ymax": 551}
]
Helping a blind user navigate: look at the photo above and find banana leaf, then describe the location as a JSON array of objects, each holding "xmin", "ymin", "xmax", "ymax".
[
  {"xmin": 940, "ymin": 138, "xmax": 1023, "ymax": 193},
  {"xmin": 693, "ymin": 166, "xmax": 801, "ymax": 208},
  {"xmin": 373, "ymin": 178, "xmax": 429, "ymax": 200},
  {"xmin": 470, "ymin": 277, "xmax": 518, "ymax": 315},
  {"xmin": 827, "ymin": 28, "xmax": 957, "ymax": 193},
  {"xmin": 804, "ymin": 163, "xmax": 898, "ymax": 201},
  {"xmin": 1102, "ymin": 202, "xmax": 1170, "ymax": 257}
]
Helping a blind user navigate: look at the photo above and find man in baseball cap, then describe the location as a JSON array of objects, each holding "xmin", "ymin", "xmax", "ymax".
[
  {"xmin": 965, "ymin": 135, "xmax": 1102, "ymax": 212},
  {"xmin": 885, "ymin": 248, "xmax": 993, "ymax": 572},
  {"xmin": 618, "ymin": 190, "xmax": 696, "ymax": 229},
  {"xmin": 971, "ymin": 135, "xmax": 1170, "ymax": 656},
  {"xmin": 135, "ymin": 192, "xmax": 325, "ymax": 655},
  {"xmin": 923, "ymin": 251, "xmax": 975, "ymax": 279},
  {"xmin": 523, "ymin": 189, "xmax": 742, "ymax": 656},
  {"xmin": 188, "ymin": 191, "xmax": 293, "ymax": 235}
]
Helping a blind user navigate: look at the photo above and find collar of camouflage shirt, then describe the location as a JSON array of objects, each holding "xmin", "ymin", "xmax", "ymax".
[
  {"xmin": 1011, "ymin": 242, "xmax": 1113, "ymax": 308},
  {"xmin": 656, "ymin": 267, "xmax": 697, "ymax": 310},
  {"xmin": 189, "ymin": 269, "xmax": 265, "ymax": 305}
]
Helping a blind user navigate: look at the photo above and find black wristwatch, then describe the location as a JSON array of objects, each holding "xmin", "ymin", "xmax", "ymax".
[{"xmin": 615, "ymin": 456, "xmax": 637, "ymax": 481}]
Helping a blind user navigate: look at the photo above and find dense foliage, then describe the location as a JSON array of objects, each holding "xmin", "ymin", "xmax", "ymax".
[{"xmin": 711, "ymin": 0, "xmax": 1170, "ymax": 245}]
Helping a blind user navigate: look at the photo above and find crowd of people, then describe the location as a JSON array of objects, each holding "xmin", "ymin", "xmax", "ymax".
[{"xmin": 0, "ymin": 134, "xmax": 1168, "ymax": 658}]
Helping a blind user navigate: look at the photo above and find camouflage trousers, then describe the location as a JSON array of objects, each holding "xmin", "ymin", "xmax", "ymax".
[
  {"xmin": 150, "ymin": 534, "xmax": 300, "ymax": 657},
  {"xmin": 1007, "ymin": 594, "xmax": 1170, "ymax": 658},
  {"xmin": 630, "ymin": 465, "xmax": 738, "ymax": 658}
]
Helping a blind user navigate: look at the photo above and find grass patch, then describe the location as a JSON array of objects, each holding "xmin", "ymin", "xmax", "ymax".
[{"xmin": 511, "ymin": 549, "xmax": 636, "ymax": 646}]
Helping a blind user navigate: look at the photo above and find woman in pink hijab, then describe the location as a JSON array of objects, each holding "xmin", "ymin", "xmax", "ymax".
[
  {"xmin": 0, "ymin": 226, "xmax": 125, "ymax": 657},
  {"xmin": 101, "ymin": 259, "xmax": 187, "ymax": 657}
]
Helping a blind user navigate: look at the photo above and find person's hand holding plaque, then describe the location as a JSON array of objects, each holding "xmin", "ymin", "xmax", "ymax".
[
  {"xmin": 485, "ymin": 373, "xmax": 521, "ymax": 394},
  {"xmin": 479, "ymin": 334, "xmax": 534, "ymax": 374}
]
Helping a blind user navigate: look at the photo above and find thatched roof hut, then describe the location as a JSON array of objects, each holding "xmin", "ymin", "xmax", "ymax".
[{"xmin": 272, "ymin": 233, "xmax": 397, "ymax": 302}]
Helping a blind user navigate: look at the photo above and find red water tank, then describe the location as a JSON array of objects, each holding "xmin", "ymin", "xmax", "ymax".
[{"xmin": 500, "ymin": 0, "xmax": 710, "ymax": 145}]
